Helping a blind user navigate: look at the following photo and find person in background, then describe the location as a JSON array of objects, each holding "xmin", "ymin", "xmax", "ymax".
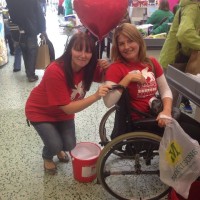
[
  {"xmin": 85, "ymin": 30, "xmax": 105, "ymax": 59},
  {"xmin": 119, "ymin": 10, "xmax": 131, "ymax": 25},
  {"xmin": 13, "ymin": 42, "xmax": 22, "ymax": 72},
  {"xmin": 159, "ymin": 0, "xmax": 200, "ymax": 113},
  {"xmin": 103, "ymin": 22, "xmax": 200, "ymax": 142},
  {"xmin": 3, "ymin": 11, "xmax": 14, "ymax": 55},
  {"xmin": 6, "ymin": 0, "xmax": 47, "ymax": 82},
  {"xmin": 4, "ymin": 23, "xmax": 14, "ymax": 55},
  {"xmin": 39, "ymin": 0, "xmax": 47, "ymax": 16},
  {"xmin": 149, "ymin": 4, "xmax": 179, "ymax": 35},
  {"xmin": 128, "ymin": 0, "xmax": 133, "ymax": 6},
  {"xmin": 4, "ymin": 9, "xmax": 22, "ymax": 72},
  {"xmin": 106, "ymin": 10, "xmax": 131, "ymax": 59},
  {"xmin": 146, "ymin": 0, "xmax": 174, "ymax": 34},
  {"xmin": 58, "ymin": 0, "xmax": 64, "ymax": 15},
  {"xmin": 64, "ymin": 0, "xmax": 73, "ymax": 16},
  {"xmin": 25, "ymin": 32, "xmax": 110, "ymax": 175}
]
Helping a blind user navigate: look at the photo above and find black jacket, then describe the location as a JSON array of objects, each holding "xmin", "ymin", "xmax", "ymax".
[{"xmin": 6, "ymin": 0, "xmax": 46, "ymax": 36}]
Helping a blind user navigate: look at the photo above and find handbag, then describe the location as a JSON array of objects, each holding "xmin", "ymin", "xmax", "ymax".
[
  {"xmin": 35, "ymin": 37, "xmax": 50, "ymax": 69},
  {"xmin": 46, "ymin": 38, "xmax": 55, "ymax": 61},
  {"xmin": 159, "ymin": 117, "xmax": 200, "ymax": 199},
  {"xmin": 185, "ymin": 50, "xmax": 200, "ymax": 75}
]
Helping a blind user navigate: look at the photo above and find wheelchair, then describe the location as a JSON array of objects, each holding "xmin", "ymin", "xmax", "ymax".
[{"xmin": 96, "ymin": 85, "xmax": 172, "ymax": 200}]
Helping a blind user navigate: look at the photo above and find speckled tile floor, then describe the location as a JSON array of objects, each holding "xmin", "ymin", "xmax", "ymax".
[{"xmin": 2, "ymin": 5, "xmax": 195, "ymax": 200}]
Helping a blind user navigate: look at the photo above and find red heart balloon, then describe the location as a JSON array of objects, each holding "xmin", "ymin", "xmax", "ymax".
[{"xmin": 74, "ymin": 0, "xmax": 128, "ymax": 41}]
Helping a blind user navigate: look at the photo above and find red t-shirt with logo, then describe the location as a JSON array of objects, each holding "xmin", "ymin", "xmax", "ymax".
[
  {"xmin": 105, "ymin": 57, "xmax": 163, "ymax": 119},
  {"xmin": 25, "ymin": 61, "xmax": 102, "ymax": 122}
]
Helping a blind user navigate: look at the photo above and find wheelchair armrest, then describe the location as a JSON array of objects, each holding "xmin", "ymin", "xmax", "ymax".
[
  {"xmin": 133, "ymin": 118, "xmax": 158, "ymax": 130},
  {"xmin": 134, "ymin": 118, "xmax": 157, "ymax": 125}
]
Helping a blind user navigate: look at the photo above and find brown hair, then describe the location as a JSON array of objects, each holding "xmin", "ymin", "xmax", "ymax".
[
  {"xmin": 159, "ymin": 0, "xmax": 170, "ymax": 11},
  {"xmin": 111, "ymin": 23, "xmax": 152, "ymax": 66}
]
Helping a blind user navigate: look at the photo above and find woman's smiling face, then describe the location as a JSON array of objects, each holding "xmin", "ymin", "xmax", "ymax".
[
  {"xmin": 117, "ymin": 34, "xmax": 139, "ymax": 62},
  {"xmin": 71, "ymin": 48, "xmax": 92, "ymax": 72}
]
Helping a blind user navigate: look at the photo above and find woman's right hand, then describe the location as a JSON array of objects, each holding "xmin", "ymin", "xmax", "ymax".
[
  {"xmin": 118, "ymin": 72, "xmax": 146, "ymax": 88},
  {"xmin": 127, "ymin": 72, "xmax": 146, "ymax": 84}
]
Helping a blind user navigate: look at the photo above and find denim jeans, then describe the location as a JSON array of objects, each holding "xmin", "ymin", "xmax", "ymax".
[
  {"xmin": 20, "ymin": 35, "xmax": 38, "ymax": 78},
  {"xmin": 13, "ymin": 42, "xmax": 22, "ymax": 70},
  {"xmin": 31, "ymin": 120, "xmax": 76, "ymax": 160}
]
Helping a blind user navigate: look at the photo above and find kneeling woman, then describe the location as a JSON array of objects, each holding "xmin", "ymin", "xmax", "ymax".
[{"xmin": 25, "ymin": 32, "xmax": 110, "ymax": 174}]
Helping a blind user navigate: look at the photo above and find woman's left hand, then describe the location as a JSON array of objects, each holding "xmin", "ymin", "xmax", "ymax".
[
  {"xmin": 156, "ymin": 111, "xmax": 172, "ymax": 127},
  {"xmin": 98, "ymin": 59, "xmax": 110, "ymax": 70},
  {"xmin": 94, "ymin": 84, "xmax": 111, "ymax": 100}
]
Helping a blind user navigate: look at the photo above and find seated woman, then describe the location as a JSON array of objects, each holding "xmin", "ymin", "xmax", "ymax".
[
  {"xmin": 103, "ymin": 23, "xmax": 200, "ymax": 142},
  {"xmin": 146, "ymin": 0, "xmax": 174, "ymax": 34}
]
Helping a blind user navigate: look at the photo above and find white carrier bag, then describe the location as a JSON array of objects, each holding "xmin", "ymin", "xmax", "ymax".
[{"xmin": 159, "ymin": 116, "xmax": 200, "ymax": 199}]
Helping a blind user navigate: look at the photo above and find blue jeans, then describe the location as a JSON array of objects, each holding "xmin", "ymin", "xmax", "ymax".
[
  {"xmin": 20, "ymin": 35, "xmax": 38, "ymax": 78},
  {"xmin": 13, "ymin": 42, "xmax": 22, "ymax": 70},
  {"xmin": 31, "ymin": 120, "xmax": 76, "ymax": 160}
]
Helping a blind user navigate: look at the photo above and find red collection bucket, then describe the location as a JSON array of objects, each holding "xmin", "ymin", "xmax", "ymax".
[
  {"xmin": 70, "ymin": 142, "xmax": 101, "ymax": 183},
  {"xmin": 168, "ymin": 181, "xmax": 200, "ymax": 200}
]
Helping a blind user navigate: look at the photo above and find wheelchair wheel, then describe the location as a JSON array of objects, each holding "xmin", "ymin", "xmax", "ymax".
[
  {"xmin": 99, "ymin": 106, "xmax": 116, "ymax": 146},
  {"xmin": 97, "ymin": 131, "xmax": 169, "ymax": 200}
]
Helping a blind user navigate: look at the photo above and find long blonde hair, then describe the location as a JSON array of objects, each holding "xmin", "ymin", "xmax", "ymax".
[{"xmin": 111, "ymin": 23, "xmax": 152, "ymax": 66}]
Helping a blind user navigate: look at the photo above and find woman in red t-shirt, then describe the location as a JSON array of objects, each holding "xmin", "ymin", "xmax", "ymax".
[
  {"xmin": 25, "ymin": 32, "xmax": 110, "ymax": 174},
  {"xmin": 103, "ymin": 23, "xmax": 200, "ymax": 143},
  {"xmin": 104, "ymin": 23, "xmax": 173, "ymax": 127}
]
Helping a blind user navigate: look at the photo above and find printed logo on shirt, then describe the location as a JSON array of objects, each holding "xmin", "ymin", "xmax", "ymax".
[
  {"xmin": 136, "ymin": 67, "xmax": 157, "ymax": 98},
  {"xmin": 71, "ymin": 81, "xmax": 86, "ymax": 100}
]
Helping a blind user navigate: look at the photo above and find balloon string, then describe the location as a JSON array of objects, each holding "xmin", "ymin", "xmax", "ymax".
[
  {"xmin": 96, "ymin": 41, "xmax": 101, "ymax": 140},
  {"xmin": 98, "ymin": 40, "xmax": 101, "ymax": 59}
]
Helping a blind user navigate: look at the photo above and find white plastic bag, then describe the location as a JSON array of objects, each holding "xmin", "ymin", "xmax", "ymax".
[{"xmin": 159, "ymin": 117, "xmax": 200, "ymax": 199}]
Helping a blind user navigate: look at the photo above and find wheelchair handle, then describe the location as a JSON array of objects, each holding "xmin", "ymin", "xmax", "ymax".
[{"xmin": 109, "ymin": 84, "xmax": 125, "ymax": 91}]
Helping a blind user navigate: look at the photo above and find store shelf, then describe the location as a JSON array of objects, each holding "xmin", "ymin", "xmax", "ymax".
[{"xmin": 144, "ymin": 38, "xmax": 165, "ymax": 50}]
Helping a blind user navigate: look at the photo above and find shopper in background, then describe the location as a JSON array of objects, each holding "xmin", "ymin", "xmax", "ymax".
[
  {"xmin": 106, "ymin": 10, "xmax": 131, "ymax": 59},
  {"xmin": 6, "ymin": 0, "xmax": 47, "ymax": 82},
  {"xmin": 146, "ymin": 0, "xmax": 174, "ymax": 34},
  {"xmin": 3, "ymin": 9, "xmax": 22, "ymax": 72},
  {"xmin": 3, "ymin": 11, "xmax": 14, "ymax": 55},
  {"xmin": 159, "ymin": 0, "xmax": 200, "ymax": 113},
  {"xmin": 58, "ymin": 0, "xmax": 64, "ymax": 15},
  {"xmin": 13, "ymin": 42, "xmax": 22, "ymax": 72},
  {"xmin": 4, "ymin": 23, "xmax": 14, "ymax": 55},
  {"xmin": 25, "ymin": 32, "xmax": 110, "ymax": 175},
  {"xmin": 149, "ymin": 4, "xmax": 179, "ymax": 35},
  {"xmin": 39, "ymin": 0, "xmax": 47, "ymax": 16},
  {"xmin": 64, "ymin": 0, "xmax": 73, "ymax": 16}
]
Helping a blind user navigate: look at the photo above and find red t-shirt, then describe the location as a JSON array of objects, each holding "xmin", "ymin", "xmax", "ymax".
[
  {"xmin": 105, "ymin": 57, "xmax": 163, "ymax": 119},
  {"xmin": 25, "ymin": 61, "xmax": 102, "ymax": 122}
]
